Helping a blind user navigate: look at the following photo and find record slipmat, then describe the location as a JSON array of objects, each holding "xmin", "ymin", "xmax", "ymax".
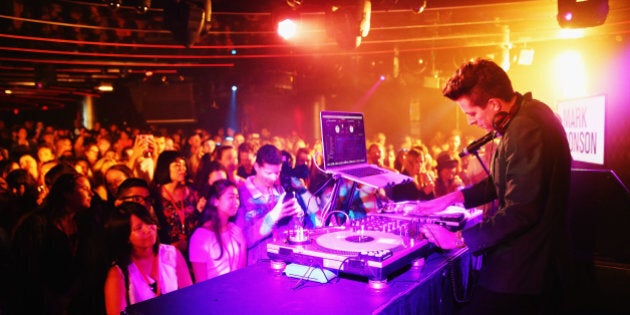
[{"xmin": 315, "ymin": 230, "xmax": 404, "ymax": 253}]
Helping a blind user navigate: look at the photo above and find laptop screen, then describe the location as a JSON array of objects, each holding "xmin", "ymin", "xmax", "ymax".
[{"xmin": 320, "ymin": 111, "xmax": 367, "ymax": 169}]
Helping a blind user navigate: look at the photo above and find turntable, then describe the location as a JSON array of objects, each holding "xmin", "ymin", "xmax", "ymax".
[{"xmin": 267, "ymin": 222, "xmax": 432, "ymax": 282}]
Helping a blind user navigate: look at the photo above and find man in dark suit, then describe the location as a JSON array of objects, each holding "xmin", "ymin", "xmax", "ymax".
[{"xmin": 415, "ymin": 59, "xmax": 573, "ymax": 314}]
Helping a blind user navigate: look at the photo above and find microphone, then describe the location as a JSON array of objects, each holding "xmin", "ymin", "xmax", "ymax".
[{"xmin": 459, "ymin": 131, "xmax": 496, "ymax": 157}]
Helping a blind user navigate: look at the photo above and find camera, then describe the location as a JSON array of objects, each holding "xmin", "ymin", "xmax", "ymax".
[{"xmin": 280, "ymin": 150, "xmax": 309, "ymax": 200}]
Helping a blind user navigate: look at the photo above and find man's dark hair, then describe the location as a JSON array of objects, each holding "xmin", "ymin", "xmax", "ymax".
[
  {"xmin": 116, "ymin": 177, "xmax": 150, "ymax": 197},
  {"xmin": 442, "ymin": 58, "xmax": 514, "ymax": 108},
  {"xmin": 44, "ymin": 162, "xmax": 77, "ymax": 189},
  {"xmin": 238, "ymin": 141, "xmax": 255, "ymax": 154},
  {"xmin": 214, "ymin": 145, "xmax": 234, "ymax": 161},
  {"xmin": 255, "ymin": 144, "xmax": 282, "ymax": 166}
]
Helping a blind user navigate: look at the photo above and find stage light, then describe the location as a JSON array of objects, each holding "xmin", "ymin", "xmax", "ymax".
[
  {"xmin": 231, "ymin": 49, "xmax": 237, "ymax": 55},
  {"xmin": 232, "ymin": 85, "xmax": 237, "ymax": 91},
  {"xmin": 557, "ymin": 0, "xmax": 608, "ymax": 28},
  {"xmin": 413, "ymin": 0, "xmax": 427, "ymax": 14},
  {"xmin": 106, "ymin": 0, "xmax": 122, "ymax": 10},
  {"xmin": 277, "ymin": 18, "xmax": 298, "ymax": 40},
  {"xmin": 379, "ymin": 75, "xmax": 386, "ymax": 81},
  {"xmin": 4, "ymin": 89, "xmax": 11, "ymax": 95},
  {"xmin": 564, "ymin": 12, "xmax": 573, "ymax": 22},
  {"xmin": 136, "ymin": 0, "xmax": 151, "ymax": 14},
  {"xmin": 97, "ymin": 83, "xmax": 114, "ymax": 92},
  {"xmin": 554, "ymin": 50, "xmax": 587, "ymax": 99},
  {"xmin": 286, "ymin": 0, "xmax": 303, "ymax": 9}
]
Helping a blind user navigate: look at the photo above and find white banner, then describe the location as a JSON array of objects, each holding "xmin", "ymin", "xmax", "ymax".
[{"xmin": 557, "ymin": 95, "xmax": 606, "ymax": 165}]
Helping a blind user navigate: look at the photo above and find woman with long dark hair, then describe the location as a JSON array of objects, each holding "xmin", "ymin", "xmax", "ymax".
[
  {"xmin": 152, "ymin": 150, "xmax": 199, "ymax": 255},
  {"xmin": 10, "ymin": 172, "xmax": 101, "ymax": 314},
  {"xmin": 104, "ymin": 202, "xmax": 191, "ymax": 315},
  {"xmin": 188, "ymin": 179, "xmax": 246, "ymax": 282}
]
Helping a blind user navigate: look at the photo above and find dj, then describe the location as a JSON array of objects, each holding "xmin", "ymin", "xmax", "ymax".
[
  {"xmin": 415, "ymin": 59, "xmax": 574, "ymax": 314},
  {"xmin": 235, "ymin": 144, "xmax": 319, "ymax": 265}
]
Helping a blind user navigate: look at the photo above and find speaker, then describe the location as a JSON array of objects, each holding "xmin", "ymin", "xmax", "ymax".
[
  {"xmin": 325, "ymin": 0, "xmax": 371, "ymax": 49},
  {"xmin": 164, "ymin": 0, "xmax": 207, "ymax": 47},
  {"xmin": 557, "ymin": 0, "xmax": 609, "ymax": 28}
]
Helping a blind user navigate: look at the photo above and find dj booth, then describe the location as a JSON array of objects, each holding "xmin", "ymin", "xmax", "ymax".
[
  {"xmin": 125, "ymin": 206, "xmax": 480, "ymax": 315},
  {"xmin": 125, "ymin": 248, "xmax": 472, "ymax": 315}
]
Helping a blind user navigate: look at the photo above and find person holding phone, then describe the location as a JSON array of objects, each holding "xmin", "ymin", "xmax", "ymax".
[
  {"xmin": 235, "ymin": 144, "xmax": 318, "ymax": 265},
  {"xmin": 127, "ymin": 134, "xmax": 156, "ymax": 182}
]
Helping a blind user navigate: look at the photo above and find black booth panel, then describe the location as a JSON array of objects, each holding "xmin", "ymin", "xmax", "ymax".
[
  {"xmin": 567, "ymin": 169, "xmax": 630, "ymax": 314},
  {"xmin": 567, "ymin": 169, "xmax": 630, "ymax": 262}
]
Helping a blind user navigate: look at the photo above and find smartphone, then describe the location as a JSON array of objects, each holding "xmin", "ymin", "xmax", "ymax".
[{"xmin": 137, "ymin": 134, "xmax": 154, "ymax": 158}]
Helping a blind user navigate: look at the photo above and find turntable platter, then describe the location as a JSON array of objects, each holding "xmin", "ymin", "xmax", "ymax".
[{"xmin": 315, "ymin": 231, "xmax": 404, "ymax": 253}]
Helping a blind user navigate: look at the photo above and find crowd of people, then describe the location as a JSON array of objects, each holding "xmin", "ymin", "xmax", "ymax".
[{"xmin": 0, "ymin": 114, "xmax": 487, "ymax": 314}]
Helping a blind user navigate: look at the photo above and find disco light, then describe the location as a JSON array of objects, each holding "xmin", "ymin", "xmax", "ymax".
[{"xmin": 557, "ymin": 0, "xmax": 608, "ymax": 28}]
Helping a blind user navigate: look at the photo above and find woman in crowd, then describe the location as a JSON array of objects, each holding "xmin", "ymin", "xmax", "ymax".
[
  {"xmin": 188, "ymin": 179, "xmax": 246, "ymax": 282},
  {"xmin": 10, "ymin": 172, "xmax": 105, "ymax": 314},
  {"xmin": 104, "ymin": 202, "xmax": 191, "ymax": 315},
  {"xmin": 2, "ymin": 169, "xmax": 39, "ymax": 231},
  {"xmin": 433, "ymin": 151, "xmax": 464, "ymax": 197},
  {"xmin": 152, "ymin": 150, "xmax": 200, "ymax": 255},
  {"xmin": 194, "ymin": 156, "xmax": 228, "ymax": 197},
  {"xmin": 390, "ymin": 148, "xmax": 435, "ymax": 202}
]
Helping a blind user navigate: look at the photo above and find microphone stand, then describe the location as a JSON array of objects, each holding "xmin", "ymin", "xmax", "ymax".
[{"xmin": 472, "ymin": 150, "xmax": 491, "ymax": 177}]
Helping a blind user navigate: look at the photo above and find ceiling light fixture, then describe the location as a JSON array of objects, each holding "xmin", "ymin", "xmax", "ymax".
[
  {"xmin": 557, "ymin": 0, "xmax": 609, "ymax": 28},
  {"xmin": 413, "ymin": 1, "xmax": 427, "ymax": 14},
  {"xmin": 105, "ymin": 0, "xmax": 122, "ymax": 10},
  {"xmin": 97, "ymin": 83, "xmax": 114, "ymax": 92},
  {"xmin": 136, "ymin": 0, "xmax": 151, "ymax": 14},
  {"xmin": 286, "ymin": 0, "xmax": 303, "ymax": 9}
]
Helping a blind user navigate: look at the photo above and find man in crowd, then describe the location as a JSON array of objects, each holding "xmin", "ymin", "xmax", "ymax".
[{"xmin": 236, "ymin": 144, "xmax": 318, "ymax": 265}]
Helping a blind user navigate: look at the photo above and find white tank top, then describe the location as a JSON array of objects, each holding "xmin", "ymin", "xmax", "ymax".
[{"xmin": 127, "ymin": 244, "xmax": 179, "ymax": 305}]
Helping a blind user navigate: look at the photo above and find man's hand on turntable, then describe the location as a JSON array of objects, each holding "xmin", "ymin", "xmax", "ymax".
[
  {"xmin": 421, "ymin": 224, "xmax": 465, "ymax": 250},
  {"xmin": 404, "ymin": 190, "xmax": 465, "ymax": 216}
]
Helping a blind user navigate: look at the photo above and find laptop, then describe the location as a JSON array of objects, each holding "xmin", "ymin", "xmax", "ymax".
[{"xmin": 319, "ymin": 111, "xmax": 413, "ymax": 188}]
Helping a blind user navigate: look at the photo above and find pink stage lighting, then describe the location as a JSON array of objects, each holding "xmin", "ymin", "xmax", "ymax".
[{"xmin": 277, "ymin": 19, "xmax": 298, "ymax": 40}]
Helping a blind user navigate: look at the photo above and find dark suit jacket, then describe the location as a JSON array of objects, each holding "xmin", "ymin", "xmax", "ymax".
[{"xmin": 460, "ymin": 92, "xmax": 572, "ymax": 295}]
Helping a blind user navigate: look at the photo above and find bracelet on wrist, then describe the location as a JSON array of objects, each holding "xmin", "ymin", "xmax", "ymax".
[{"xmin": 455, "ymin": 231, "xmax": 465, "ymax": 248}]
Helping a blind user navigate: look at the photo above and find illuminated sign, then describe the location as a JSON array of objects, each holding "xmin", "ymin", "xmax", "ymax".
[{"xmin": 557, "ymin": 95, "xmax": 605, "ymax": 165}]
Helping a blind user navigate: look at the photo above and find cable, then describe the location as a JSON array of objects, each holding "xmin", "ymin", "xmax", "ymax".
[
  {"xmin": 291, "ymin": 260, "xmax": 317, "ymax": 290},
  {"xmin": 335, "ymin": 257, "xmax": 353, "ymax": 283}
]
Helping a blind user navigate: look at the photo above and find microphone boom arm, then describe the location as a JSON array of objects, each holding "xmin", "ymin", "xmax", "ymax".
[{"xmin": 459, "ymin": 131, "xmax": 496, "ymax": 158}]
